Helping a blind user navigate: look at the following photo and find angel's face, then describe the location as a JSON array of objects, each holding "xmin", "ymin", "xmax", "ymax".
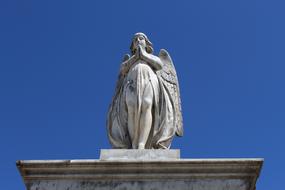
[{"xmin": 133, "ymin": 35, "xmax": 146, "ymax": 49}]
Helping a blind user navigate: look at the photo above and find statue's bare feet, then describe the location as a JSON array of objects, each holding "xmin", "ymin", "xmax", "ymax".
[{"xmin": 138, "ymin": 143, "xmax": 145, "ymax": 149}]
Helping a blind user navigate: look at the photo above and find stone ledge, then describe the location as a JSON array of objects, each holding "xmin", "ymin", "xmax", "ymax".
[{"xmin": 17, "ymin": 157, "xmax": 263, "ymax": 190}]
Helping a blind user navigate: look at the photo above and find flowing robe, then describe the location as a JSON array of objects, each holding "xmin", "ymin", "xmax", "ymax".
[
  {"xmin": 125, "ymin": 61, "xmax": 159, "ymax": 148},
  {"xmin": 107, "ymin": 50, "xmax": 182, "ymax": 149}
]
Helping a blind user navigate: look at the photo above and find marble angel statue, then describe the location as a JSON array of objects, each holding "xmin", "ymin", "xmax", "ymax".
[{"xmin": 107, "ymin": 32, "xmax": 183, "ymax": 149}]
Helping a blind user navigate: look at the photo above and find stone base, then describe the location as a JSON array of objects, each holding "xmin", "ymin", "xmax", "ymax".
[
  {"xmin": 17, "ymin": 150, "xmax": 263, "ymax": 190},
  {"xmin": 100, "ymin": 149, "xmax": 180, "ymax": 160}
]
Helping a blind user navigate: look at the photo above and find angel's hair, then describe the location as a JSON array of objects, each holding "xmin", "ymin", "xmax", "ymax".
[{"xmin": 130, "ymin": 32, "xmax": 153, "ymax": 55}]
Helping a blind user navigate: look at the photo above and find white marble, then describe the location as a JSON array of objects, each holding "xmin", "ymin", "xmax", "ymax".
[
  {"xmin": 107, "ymin": 33, "xmax": 183, "ymax": 149},
  {"xmin": 100, "ymin": 149, "xmax": 180, "ymax": 160}
]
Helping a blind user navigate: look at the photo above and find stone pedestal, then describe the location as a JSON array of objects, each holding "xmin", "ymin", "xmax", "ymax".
[{"xmin": 17, "ymin": 150, "xmax": 263, "ymax": 190}]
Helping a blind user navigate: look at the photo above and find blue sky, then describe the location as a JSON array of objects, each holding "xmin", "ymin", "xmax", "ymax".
[{"xmin": 0, "ymin": 0, "xmax": 284, "ymax": 189}]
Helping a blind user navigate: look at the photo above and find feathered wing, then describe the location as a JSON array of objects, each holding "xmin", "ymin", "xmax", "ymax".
[
  {"xmin": 107, "ymin": 54, "xmax": 131, "ymax": 148},
  {"xmin": 115, "ymin": 54, "xmax": 130, "ymax": 93},
  {"xmin": 158, "ymin": 49, "xmax": 183, "ymax": 136}
]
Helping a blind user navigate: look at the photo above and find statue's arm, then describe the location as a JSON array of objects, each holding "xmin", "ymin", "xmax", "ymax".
[{"xmin": 139, "ymin": 46, "xmax": 163, "ymax": 71}]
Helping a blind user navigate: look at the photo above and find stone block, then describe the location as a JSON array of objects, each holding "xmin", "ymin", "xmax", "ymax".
[
  {"xmin": 17, "ymin": 150, "xmax": 263, "ymax": 190},
  {"xmin": 100, "ymin": 149, "xmax": 180, "ymax": 160}
]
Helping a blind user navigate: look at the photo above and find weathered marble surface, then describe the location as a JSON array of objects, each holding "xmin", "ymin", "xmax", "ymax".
[
  {"xmin": 100, "ymin": 149, "xmax": 180, "ymax": 160},
  {"xmin": 17, "ymin": 152, "xmax": 263, "ymax": 190},
  {"xmin": 107, "ymin": 32, "xmax": 183, "ymax": 149},
  {"xmin": 20, "ymin": 179, "xmax": 251, "ymax": 190}
]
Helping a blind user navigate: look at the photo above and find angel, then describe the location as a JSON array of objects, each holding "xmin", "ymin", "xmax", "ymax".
[{"xmin": 107, "ymin": 33, "xmax": 183, "ymax": 149}]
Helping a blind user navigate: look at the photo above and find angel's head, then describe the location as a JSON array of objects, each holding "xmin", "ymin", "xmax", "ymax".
[{"xmin": 130, "ymin": 32, "xmax": 153, "ymax": 55}]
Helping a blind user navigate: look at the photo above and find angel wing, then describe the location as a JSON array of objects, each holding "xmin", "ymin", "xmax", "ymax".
[
  {"xmin": 123, "ymin": 54, "xmax": 131, "ymax": 62},
  {"xmin": 110, "ymin": 53, "xmax": 130, "ymax": 118},
  {"xmin": 107, "ymin": 54, "xmax": 131, "ymax": 148},
  {"xmin": 158, "ymin": 49, "xmax": 183, "ymax": 136},
  {"xmin": 115, "ymin": 54, "xmax": 130, "ymax": 93}
]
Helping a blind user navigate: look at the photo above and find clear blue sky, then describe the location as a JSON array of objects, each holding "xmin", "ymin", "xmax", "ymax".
[{"xmin": 0, "ymin": 0, "xmax": 284, "ymax": 189}]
